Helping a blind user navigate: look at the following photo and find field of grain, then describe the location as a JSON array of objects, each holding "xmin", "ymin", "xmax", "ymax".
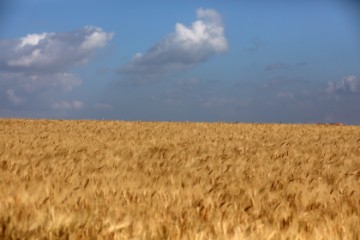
[{"xmin": 0, "ymin": 119, "xmax": 359, "ymax": 239}]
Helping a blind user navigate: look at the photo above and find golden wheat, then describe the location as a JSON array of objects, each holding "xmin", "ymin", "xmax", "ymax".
[{"xmin": 0, "ymin": 119, "xmax": 359, "ymax": 239}]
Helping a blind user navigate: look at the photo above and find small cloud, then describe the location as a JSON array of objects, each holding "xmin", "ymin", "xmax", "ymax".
[
  {"xmin": 265, "ymin": 63, "xmax": 291, "ymax": 71},
  {"xmin": 6, "ymin": 89, "xmax": 25, "ymax": 106},
  {"xmin": 119, "ymin": 8, "xmax": 228, "ymax": 78},
  {"xmin": 81, "ymin": 26, "xmax": 113, "ymax": 50},
  {"xmin": 16, "ymin": 32, "xmax": 49, "ymax": 50},
  {"xmin": 52, "ymin": 100, "xmax": 84, "ymax": 110},
  {"xmin": 326, "ymin": 75, "xmax": 359, "ymax": 94},
  {"xmin": 94, "ymin": 103, "xmax": 113, "ymax": 110}
]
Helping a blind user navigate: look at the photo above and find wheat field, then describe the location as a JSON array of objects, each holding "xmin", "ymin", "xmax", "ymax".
[{"xmin": 0, "ymin": 119, "xmax": 359, "ymax": 239}]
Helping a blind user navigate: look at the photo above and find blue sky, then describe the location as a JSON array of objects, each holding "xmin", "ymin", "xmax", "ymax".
[{"xmin": 1, "ymin": 0, "xmax": 360, "ymax": 124}]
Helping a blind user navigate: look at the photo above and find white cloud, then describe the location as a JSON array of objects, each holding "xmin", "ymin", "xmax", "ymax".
[
  {"xmin": 6, "ymin": 89, "xmax": 25, "ymax": 106},
  {"xmin": 119, "ymin": 8, "xmax": 228, "ymax": 76},
  {"xmin": 0, "ymin": 26, "xmax": 112, "ymax": 113},
  {"xmin": 1, "ymin": 26, "xmax": 114, "ymax": 72},
  {"xmin": 326, "ymin": 75, "xmax": 359, "ymax": 94},
  {"xmin": 52, "ymin": 100, "xmax": 84, "ymax": 110},
  {"xmin": 81, "ymin": 26, "xmax": 113, "ymax": 49},
  {"xmin": 17, "ymin": 33, "xmax": 50, "ymax": 49}
]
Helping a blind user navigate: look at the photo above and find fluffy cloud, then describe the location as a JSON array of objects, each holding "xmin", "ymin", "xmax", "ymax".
[
  {"xmin": 0, "ymin": 26, "xmax": 113, "ymax": 114},
  {"xmin": 119, "ymin": 8, "xmax": 228, "ymax": 77},
  {"xmin": 1, "ymin": 26, "xmax": 114, "ymax": 72},
  {"xmin": 326, "ymin": 75, "xmax": 359, "ymax": 94}
]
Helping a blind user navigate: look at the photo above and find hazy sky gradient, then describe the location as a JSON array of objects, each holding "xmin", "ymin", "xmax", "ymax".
[{"xmin": 1, "ymin": 0, "xmax": 360, "ymax": 124}]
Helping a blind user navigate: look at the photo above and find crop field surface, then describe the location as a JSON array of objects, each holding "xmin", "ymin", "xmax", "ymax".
[{"xmin": 0, "ymin": 119, "xmax": 359, "ymax": 239}]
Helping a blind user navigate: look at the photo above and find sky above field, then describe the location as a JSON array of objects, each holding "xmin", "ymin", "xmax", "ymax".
[{"xmin": 1, "ymin": 0, "xmax": 360, "ymax": 124}]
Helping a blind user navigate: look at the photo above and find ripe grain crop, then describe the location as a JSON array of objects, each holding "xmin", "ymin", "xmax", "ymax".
[{"xmin": 0, "ymin": 119, "xmax": 359, "ymax": 239}]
